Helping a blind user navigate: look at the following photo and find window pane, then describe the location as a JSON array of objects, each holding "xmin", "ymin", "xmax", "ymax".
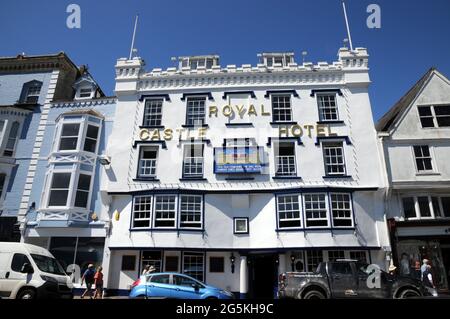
[
  {"xmin": 434, "ymin": 105, "xmax": 450, "ymax": 127},
  {"xmin": 402, "ymin": 197, "xmax": 416, "ymax": 218},
  {"xmin": 11, "ymin": 253, "xmax": 32, "ymax": 272},
  {"xmin": 186, "ymin": 97, "xmax": 205, "ymax": 126},
  {"xmin": 432, "ymin": 197, "xmax": 442, "ymax": 217},
  {"xmin": 51, "ymin": 173, "xmax": 71, "ymax": 188},
  {"xmin": 272, "ymin": 95, "xmax": 292, "ymax": 122},
  {"xmin": 441, "ymin": 197, "xmax": 450, "ymax": 218},
  {"xmin": 330, "ymin": 193, "xmax": 352, "ymax": 227},
  {"xmin": 209, "ymin": 257, "xmax": 224, "ymax": 273},
  {"xmin": 165, "ymin": 256, "xmax": 179, "ymax": 272},
  {"xmin": 62, "ymin": 123, "xmax": 80, "ymax": 136},
  {"xmin": 304, "ymin": 194, "xmax": 328, "ymax": 227},
  {"xmin": 143, "ymin": 99, "xmax": 163, "ymax": 127},
  {"xmin": 49, "ymin": 237, "xmax": 77, "ymax": 276},
  {"xmin": 317, "ymin": 94, "xmax": 338, "ymax": 121},
  {"xmin": 418, "ymin": 106, "xmax": 435, "ymax": 128},
  {"xmin": 418, "ymin": 196, "xmax": 431, "ymax": 217},
  {"xmin": 183, "ymin": 253, "xmax": 204, "ymax": 282},
  {"xmin": 48, "ymin": 190, "xmax": 69, "ymax": 206},
  {"xmin": 142, "ymin": 251, "xmax": 162, "ymax": 272},
  {"xmin": 133, "ymin": 196, "xmax": 152, "ymax": 228},
  {"xmin": 154, "ymin": 195, "xmax": 176, "ymax": 227},
  {"xmin": 180, "ymin": 195, "xmax": 202, "ymax": 228}
]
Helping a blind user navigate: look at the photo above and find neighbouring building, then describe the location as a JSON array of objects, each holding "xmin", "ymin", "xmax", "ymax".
[
  {"xmin": 101, "ymin": 48, "xmax": 390, "ymax": 297},
  {"xmin": 377, "ymin": 68, "xmax": 450, "ymax": 292},
  {"xmin": 0, "ymin": 53, "xmax": 79, "ymax": 241}
]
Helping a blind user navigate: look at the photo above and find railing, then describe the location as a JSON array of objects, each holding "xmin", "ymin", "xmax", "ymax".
[
  {"xmin": 275, "ymin": 155, "xmax": 296, "ymax": 176},
  {"xmin": 38, "ymin": 210, "xmax": 90, "ymax": 222}
]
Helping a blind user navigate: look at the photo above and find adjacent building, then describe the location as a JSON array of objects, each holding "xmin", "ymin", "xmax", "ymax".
[
  {"xmin": 377, "ymin": 68, "xmax": 450, "ymax": 292},
  {"xmin": 101, "ymin": 48, "xmax": 390, "ymax": 297}
]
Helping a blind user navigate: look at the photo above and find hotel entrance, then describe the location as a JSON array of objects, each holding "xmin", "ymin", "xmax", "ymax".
[{"xmin": 248, "ymin": 254, "xmax": 278, "ymax": 299}]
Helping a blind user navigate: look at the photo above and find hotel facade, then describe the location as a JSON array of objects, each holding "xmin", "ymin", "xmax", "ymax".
[{"xmin": 101, "ymin": 48, "xmax": 390, "ymax": 297}]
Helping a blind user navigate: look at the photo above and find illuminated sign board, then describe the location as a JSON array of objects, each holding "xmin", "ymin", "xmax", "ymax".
[{"xmin": 214, "ymin": 146, "xmax": 264, "ymax": 174}]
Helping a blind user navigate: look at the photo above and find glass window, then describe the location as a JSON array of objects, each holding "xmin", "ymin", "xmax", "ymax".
[
  {"xmin": 25, "ymin": 84, "xmax": 42, "ymax": 103},
  {"xmin": 209, "ymin": 257, "xmax": 224, "ymax": 273},
  {"xmin": 179, "ymin": 195, "xmax": 202, "ymax": 229},
  {"xmin": 48, "ymin": 172, "xmax": 71, "ymax": 207},
  {"xmin": 413, "ymin": 145, "xmax": 433, "ymax": 171},
  {"xmin": 306, "ymin": 250, "xmax": 323, "ymax": 272},
  {"xmin": 330, "ymin": 193, "xmax": 353, "ymax": 227},
  {"xmin": 331, "ymin": 262, "xmax": 352, "ymax": 274},
  {"xmin": 121, "ymin": 256, "xmax": 136, "ymax": 271},
  {"xmin": 323, "ymin": 142, "xmax": 346, "ymax": 176},
  {"xmin": 272, "ymin": 95, "xmax": 292, "ymax": 122},
  {"xmin": 3, "ymin": 122, "xmax": 20, "ymax": 157},
  {"xmin": 142, "ymin": 251, "xmax": 162, "ymax": 272},
  {"xmin": 434, "ymin": 105, "xmax": 450, "ymax": 127},
  {"xmin": 154, "ymin": 195, "xmax": 177, "ymax": 228},
  {"xmin": 183, "ymin": 252, "xmax": 204, "ymax": 282},
  {"xmin": 83, "ymin": 125, "xmax": 99, "ymax": 153},
  {"xmin": 186, "ymin": 97, "xmax": 206, "ymax": 126},
  {"xmin": 138, "ymin": 147, "xmax": 158, "ymax": 178},
  {"xmin": 441, "ymin": 197, "xmax": 450, "ymax": 218},
  {"xmin": 183, "ymin": 144, "xmax": 204, "ymax": 178},
  {"xmin": 328, "ymin": 251, "xmax": 345, "ymax": 262},
  {"xmin": 31, "ymin": 254, "xmax": 66, "ymax": 276},
  {"xmin": 79, "ymin": 88, "xmax": 92, "ymax": 98},
  {"xmin": 304, "ymin": 193, "xmax": 328, "ymax": 227},
  {"xmin": 317, "ymin": 94, "xmax": 338, "ymax": 121},
  {"xmin": 143, "ymin": 99, "xmax": 163, "ymax": 127},
  {"xmin": 275, "ymin": 142, "xmax": 296, "ymax": 176},
  {"xmin": 418, "ymin": 196, "xmax": 432, "ymax": 217},
  {"xmin": 11, "ymin": 253, "xmax": 32, "ymax": 273},
  {"xmin": 133, "ymin": 195, "xmax": 152, "ymax": 228},
  {"xmin": 165, "ymin": 256, "xmax": 179, "ymax": 272},
  {"xmin": 234, "ymin": 218, "xmax": 248, "ymax": 233},
  {"xmin": 150, "ymin": 274, "xmax": 170, "ymax": 284},
  {"xmin": 0, "ymin": 120, "xmax": 5, "ymax": 144},
  {"xmin": 74, "ymin": 174, "xmax": 91, "ymax": 208},
  {"xmin": 74, "ymin": 237, "xmax": 104, "ymax": 279},
  {"xmin": 432, "ymin": 197, "xmax": 442, "ymax": 217},
  {"xmin": 49, "ymin": 237, "xmax": 77, "ymax": 274},
  {"xmin": 277, "ymin": 195, "xmax": 301, "ymax": 228},
  {"xmin": 59, "ymin": 123, "xmax": 80, "ymax": 151},
  {"xmin": 418, "ymin": 106, "xmax": 435, "ymax": 128},
  {"xmin": 350, "ymin": 251, "xmax": 367, "ymax": 263},
  {"xmin": 173, "ymin": 275, "xmax": 200, "ymax": 287},
  {"xmin": 402, "ymin": 197, "xmax": 416, "ymax": 218}
]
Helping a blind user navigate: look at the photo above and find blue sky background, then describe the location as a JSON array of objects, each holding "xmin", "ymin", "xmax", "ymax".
[{"xmin": 1, "ymin": 0, "xmax": 449, "ymax": 121}]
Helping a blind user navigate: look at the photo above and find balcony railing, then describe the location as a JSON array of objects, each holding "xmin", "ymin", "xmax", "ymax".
[{"xmin": 275, "ymin": 155, "xmax": 296, "ymax": 176}]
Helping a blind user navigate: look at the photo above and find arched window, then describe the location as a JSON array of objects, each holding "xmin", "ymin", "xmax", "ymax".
[
  {"xmin": 20, "ymin": 80, "xmax": 42, "ymax": 104},
  {"xmin": 3, "ymin": 121, "xmax": 20, "ymax": 157}
]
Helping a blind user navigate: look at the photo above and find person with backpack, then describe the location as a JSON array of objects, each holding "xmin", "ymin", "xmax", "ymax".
[{"xmin": 81, "ymin": 264, "xmax": 95, "ymax": 299}]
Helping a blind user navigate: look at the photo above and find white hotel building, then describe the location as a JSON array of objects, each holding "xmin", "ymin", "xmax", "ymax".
[{"xmin": 102, "ymin": 48, "xmax": 390, "ymax": 298}]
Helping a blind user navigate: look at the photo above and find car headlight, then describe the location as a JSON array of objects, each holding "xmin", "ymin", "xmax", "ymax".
[{"xmin": 40, "ymin": 275, "xmax": 58, "ymax": 283}]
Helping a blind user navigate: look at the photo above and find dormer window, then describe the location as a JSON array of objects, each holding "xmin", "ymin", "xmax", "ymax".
[
  {"xmin": 20, "ymin": 80, "xmax": 42, "ymax": 104},
  {"xmin": 259, "ymin": 53, "xmax": 294, "ymax": 67},
  {"xmin": 79, "ymin": 88, "xmax": 92, "ymax": 98},
  {"xmin": 179, "ymin": 55, "xmax": 219, "ymax": 70}
]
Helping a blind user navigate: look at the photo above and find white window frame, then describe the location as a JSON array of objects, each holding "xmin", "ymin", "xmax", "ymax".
[
  {"xmin": 277, "ymin": 194, "xmax": 302, "ymax": 229},
  {"xmin": 412, "ymin": 145, "xmax": 437, "ymax": 174},
  {"xmin": 401, "ymin": 195, "xmax": 447, "ymax": 220},
  {"xmin": 303, "ymin": 193, "xmax": 329, "ymax": 228},
  {"xmin": 153, "ymin": 194, "xmax": 178, "ymax": 229},
  {"xmin": 73, "ymin": 171, "xmax": 93, "ymax": 209},
  {"xmin": 305, "ymin": 250, "xmax": 324, "ymax": 272},
  {"xmin": 322, "ymin": 142, "xmax": 347, "ymax": 176},
  {"xmin": 0, "ymin": 119, "xmax": 6, "ymax": 149},
  {"xmin": 179, "ymin": 194, "xmax": 203, "ymax": 229},
  {"xmin": 137, "ymin": 145, "xmax": 158, "ymax": 178},
  {"xmin": 317, "ymin": 93, "xmax": 339, "ymax": 121},
  {"xmin": 186, "ymin": 96, "xmax": 206, "ymax": 126},
  {"xmin": 25, "ymin": 83, "xmax": 42, "ymax": 103},
  {"xmin": 330, "ymin": 193, "xmax": 354, "ymax": 228},
  {"xmin": 143, "ymin": 98, "xmax": 164, "ymax": 127},
  {"xmin": 54, "ymin": 115, "xmax": 101, "ymax": 154},
  {"xmin": 45, "ymin": 169, "xmax": 74, "ymax": 209},
  {"xmin": 234, "ymin": 217, "xmax": 249, "ymax": 234},
  {"xmin": 132, "ymin": 195, "xmax": 153, "ymax": 228},
  {"xmin": 271, "ymin": 94, "xmax": 292, "ymax": 123},
  {"xmin": 274, "ymin": 141, "xmax": 297, "ymax": 176},
  {"xmin": 182, "ymin": 143, "xmax": 204, "ymax": 178}
]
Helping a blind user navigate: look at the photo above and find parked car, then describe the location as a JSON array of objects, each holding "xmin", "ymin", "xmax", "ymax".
[
  {"xmin": 0, "ymin": 242, "xmax": 73, "ymax": 299},
  {"xmin": 129, "ymin": 272, "xmax": 235, "ymax": 299},
  {"xmin": 278, "ymin": 259, "xmax": 435, "ymax": 299}
]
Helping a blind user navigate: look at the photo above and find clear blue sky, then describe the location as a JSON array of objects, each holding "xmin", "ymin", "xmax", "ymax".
[{"xmin": 1, "ymin": 0, "xmax": 450, "ymax": 121}]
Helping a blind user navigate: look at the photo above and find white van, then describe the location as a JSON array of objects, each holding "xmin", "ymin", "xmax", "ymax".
[{"xmin": 0, "ymin": 242, "xmax": 73, "ymax": 299}]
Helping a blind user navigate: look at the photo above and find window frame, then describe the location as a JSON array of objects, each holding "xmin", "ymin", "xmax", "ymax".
[
  {"xmin": 153, "ymin": 194, "xmax": 178, "ymax": 229},
  {"xmin": 182, "ymin": 251, "xmax": 205, "ymax": 282},
  {"xmin": 276, "ymin": 194, "xmax": 302, "ymax": 230},
  {"xmin": 412, "ymin": 145, "xmax": 437, "ymax": 174},
  {"xmin": 233, "ymin": 217, "xmax": 249, "ymax": 234},
  {"xmin": 137, "ymin": 145, "xmax": 159, "ymax": 179},
  {"xmin": 317, "ymin": 93, "xmax": 339, "ymax": 122},
  {"xmin": 271, "ymin": 94, "xmax": 293, "ymax": 123},
  {"xmin": 182, "ymin": 143, "xmax": 204, "ymax": 179},
  {"xmin": 0, "ymin": 173, "xmax": 7, "ymax": 203},
  {"xmin": 185, "ymin": 96, "xmax": 206, "ymax": 127},
  {"xmin": 401, "ymin": 195, "xmax": 448, "ymax": 220},
  {"xmin": 179, "ymin": 194, "xmax": 203, "ymax": 230},
  {"xmin": 303, "ymin": 193, "xmax": 330, "ymax": 228},
  {"xmin": 132, "ymin": 195, "xmax": 153, "ymax": 229},
  {"xmin": 322, "ymin": 141, "xmax": 347, "ymax": 177},
  {"xmin": 142, "ymin": 98, "xmax": 164, "ymax": 127},
  {"xmin": 274, "ymin": 141, "xmax": 297, "ymax": 177},
  {"xmin": 3, "ymin": 121, "xmax": 20, "ymax": 157},
  {"xmin": 330, "ymin": 192, "xmax": 354, "ymax": 228},
  {"xmin": 417, "ymin": 104, "xmax": 450, "ymax": 128}
]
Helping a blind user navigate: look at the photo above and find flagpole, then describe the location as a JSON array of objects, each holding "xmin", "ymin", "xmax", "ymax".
[
  {"xmin": 129, "ymin": 15, "xmax": 139, "ymax": 59},
  {"xmin": 342, "ymin": 1, "xmax": 354, "ymax": 51}
]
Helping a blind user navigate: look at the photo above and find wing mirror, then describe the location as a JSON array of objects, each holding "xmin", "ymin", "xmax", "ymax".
[
  {"xmin": 191, "ymin": 283, "xmax": 200, "ymax": 291},
  {"xmin": 21, "ymin": 263, "xmax": 34, "ymax": 274}
]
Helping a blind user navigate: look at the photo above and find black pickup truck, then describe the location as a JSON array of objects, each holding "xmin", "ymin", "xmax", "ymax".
[{"xmin": 278, "ymin": 260, "xmax": 434, "ymax": 299}]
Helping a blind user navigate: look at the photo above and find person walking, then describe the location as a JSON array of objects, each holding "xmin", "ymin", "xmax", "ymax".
[
  {"xmin": 94, "ymin": 266, "xmax": 104, "ymax": 299},
  {"xmin": 81, "ymin": 264, "xmax": 95, "ymax": 299},
  {"xmin": 422, "ymin": 264, "xmax": 435, "ymax": 289},
  {"xmin": 400, "ymin": 253, "xmax": 411, "ymax": 276},
  {"xmin": 421, "ymin": 259, "xmax": 429, "ymax": 280}
]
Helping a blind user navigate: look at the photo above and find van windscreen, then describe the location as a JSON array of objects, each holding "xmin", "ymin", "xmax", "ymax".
[{"xmin": 31, "ymin": 254, "xmax": 66, "ymax": 276}]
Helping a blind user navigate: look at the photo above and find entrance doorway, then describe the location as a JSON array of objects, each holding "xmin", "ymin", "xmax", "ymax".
[{"xmin": 248, "ymin": 254, "xmax": 278, "ymax": 299}]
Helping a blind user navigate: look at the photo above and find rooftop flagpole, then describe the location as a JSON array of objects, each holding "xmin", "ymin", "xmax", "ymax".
[
  {"xmin": 129, "ymin": 15, "xmax": 139, "ymax": 59},
  {"xmin": 342, "ymin": 1, "xmax": 354, "ymax": 51}
]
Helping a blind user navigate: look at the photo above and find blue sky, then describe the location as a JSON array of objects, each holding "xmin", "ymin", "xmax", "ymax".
[{"xmin": 1, "ymin": 0, "xmax": 450, "ymax": 121}]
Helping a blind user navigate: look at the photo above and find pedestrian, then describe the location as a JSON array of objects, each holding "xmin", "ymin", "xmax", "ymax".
[
  {"xmin": 421, "ymin": 259, "xmax": 429, "ymax": 280},
  {"xmin": 400, "ymin": 253, "xmax": 411, "ymax": 276},
  {"xmin": 388, "ymin": 264, "xmax": 397, "ymax": 277},
  {"xmin": 94, "ymin": 266, "xmax": 104, "ymax": 299},
  {"xmin": 81, "ymin": 264, "xmax": 95, "ymax": 299},
  {"xmin": 422, "ymin": 264, "xmax": 435, "ymax": 289},
  {"xmin": 142, "ymin": 265, "xmax": 156, "ymax": 276},
  {"xmin": 413, "ymin": 260, "xmax": 421, "ymax": 280}
]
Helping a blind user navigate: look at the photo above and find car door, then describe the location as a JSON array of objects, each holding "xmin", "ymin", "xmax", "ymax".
[
  {"xmin": 172, "ymin": 275, "xmax": 204, "ymax": 299},
  {"xmin": 0, "ymin": 253, "xmax": 33, "ymax": 298},
  {"xmin": 356, "ymin": 263, "xmax": 390, "ymax": 298},
  {"xmin": 147, "ymin": 274, "xmax": 173, "ymax": 298},
  {"xmin": 329, "ymin": 262, "xmax": 358, "ymax": 298}
]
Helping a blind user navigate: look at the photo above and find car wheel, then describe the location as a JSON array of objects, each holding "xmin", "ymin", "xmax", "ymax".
[
  {"xmin": 399, "ymin": 289, "xmax": 421, "ymax": 299},
  {"xmin": 17, "ymin": 289, "xmax": 36, "ymax": 300},
  {"xmin": 302, "ymin": 290, "xmax": 326, "ymax": 299}
]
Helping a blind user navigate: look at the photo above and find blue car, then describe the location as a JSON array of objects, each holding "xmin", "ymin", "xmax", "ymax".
[{"xmin": 129, "ymin": 272, "xmax": 235, "ymax": 299}]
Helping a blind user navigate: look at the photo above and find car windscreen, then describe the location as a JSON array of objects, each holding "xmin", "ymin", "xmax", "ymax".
[{"xmin": 31, "ymin": 254, "xmax": 66, "ymax": 276}]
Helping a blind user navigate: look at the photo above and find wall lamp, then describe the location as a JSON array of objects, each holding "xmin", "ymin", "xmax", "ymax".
[
  {"xmin": 230, "ymin": 254, "xmax": 236, "ymax": 273},
  {"xmin": 290, "ymin": 254, "xmax": 296, "ymax": 272},
  {"xmin": 98, "ymin": 155, "xmax": 111, "ymax": 166}
]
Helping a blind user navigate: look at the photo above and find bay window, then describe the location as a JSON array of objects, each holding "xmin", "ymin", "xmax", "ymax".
[
  {"xmin": 330, "ymin": 193, "xmax": 353, "ymax": 227},
  {"xmin": 179, "ymin": 195, "xmax": 202, "ymax": 229},
  {"xmin": 55, "ymin": 115, "xmax": 101, "ymax": 154},
  {"xmin": 133, "ymin": 195, "xmax": 152, "ymax": 228},
  {"xmin": 154, "ymin": 195, "xmax": 177, "ymax": 228},
  {"xmin": 277, "ymin": 195, "xmax": 301, "ymax": 229},
  {"xmin": 74, "ymin": 174, "xmax": 91, "ymax": 208},
  {"xmin": 48, "ymin": 172, "xmax": 71, "ymax": 207},
  {"xmin": 304, "ymin": 193, "xmax": 328, "ymax": 227}
]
